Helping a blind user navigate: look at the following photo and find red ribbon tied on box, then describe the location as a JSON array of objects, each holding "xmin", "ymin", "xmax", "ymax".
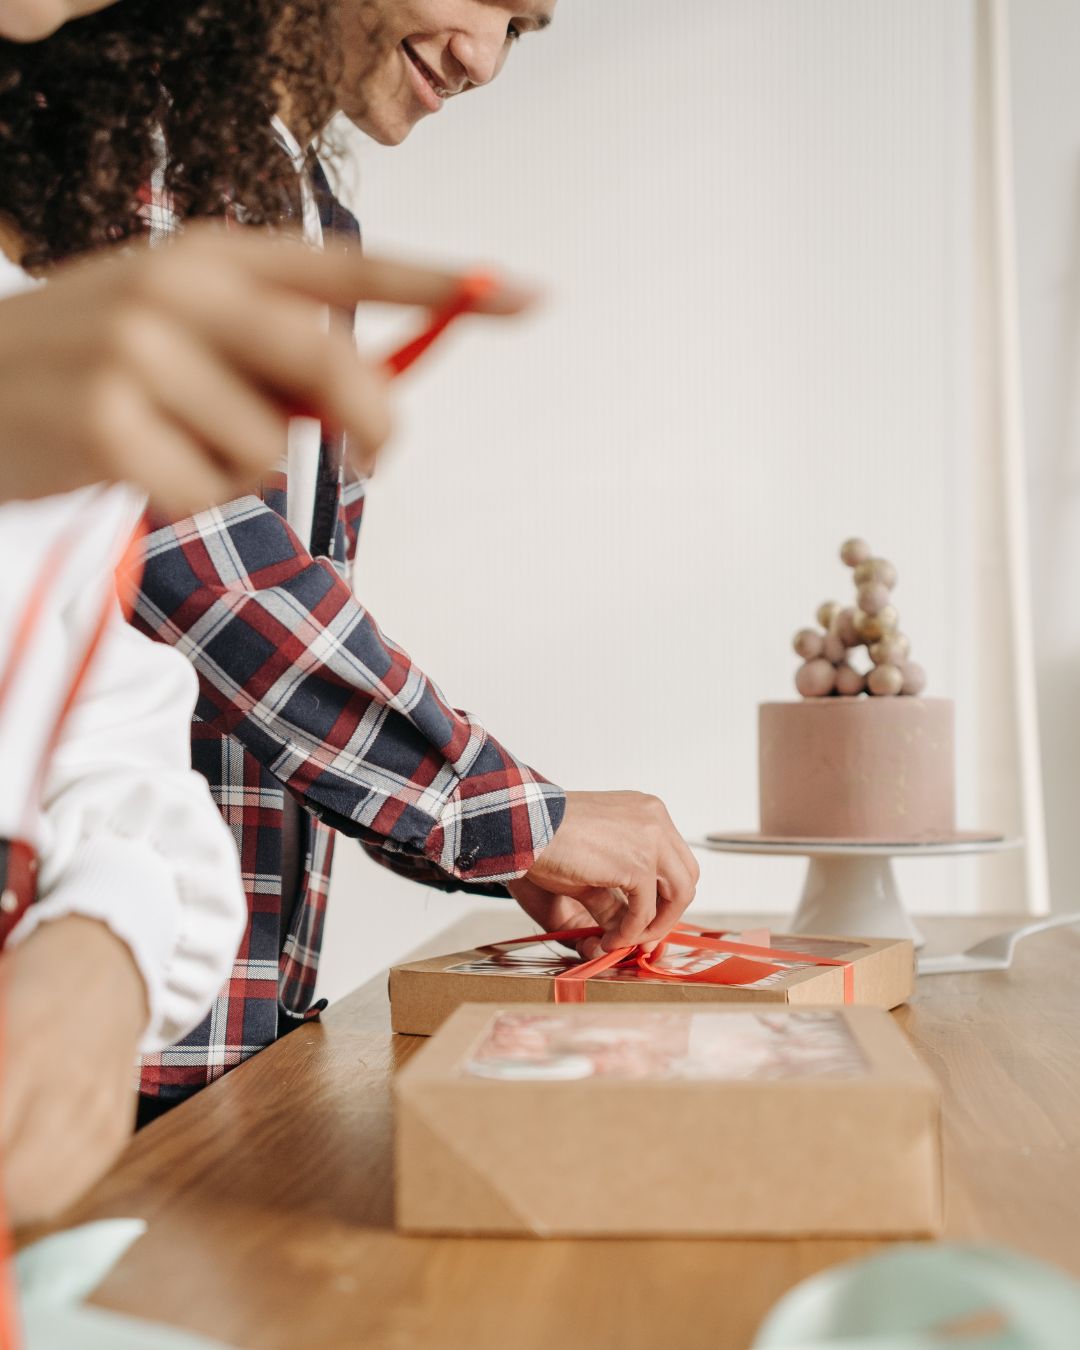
[{"xmin": 488, "ymin": 922, "xmax": 855, "ymax": 1005}]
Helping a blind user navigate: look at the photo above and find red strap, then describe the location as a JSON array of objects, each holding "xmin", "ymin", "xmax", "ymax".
[
  {"xmin": 382, "ymin": 272, "xmax": 498, "ymax": 378},
  {"xmin": 547, "ymin": 946, "xmax": 629, "ymax": 1003},
  {"xmin": 487, "ymin": 923, "xmax": 855, "ymax": 1006},
  {"xmin": 285, "ymin": 273, "xmax": 499, "ymax": 421}
]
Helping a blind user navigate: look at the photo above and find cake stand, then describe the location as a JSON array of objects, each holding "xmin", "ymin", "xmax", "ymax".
[{"xmin": 694, "ymin": 833, "xmax": 1019, "ymax": 948}]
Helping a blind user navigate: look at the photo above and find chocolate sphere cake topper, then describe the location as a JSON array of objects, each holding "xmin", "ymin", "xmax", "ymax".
[{"xmin": 789, "ymin": 539, "xmax": 927, "ymax": 699}]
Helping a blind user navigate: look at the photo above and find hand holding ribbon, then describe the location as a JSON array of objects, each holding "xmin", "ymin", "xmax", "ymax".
[{"xmin": 510, "ymin": 790, "xmax": 701, "ymax": 956}]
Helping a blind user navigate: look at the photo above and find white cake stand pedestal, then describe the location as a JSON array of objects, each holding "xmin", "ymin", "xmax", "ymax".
[{"xmin": 695, "ymin": 836, "xmax": 1019, "ymax": 949}]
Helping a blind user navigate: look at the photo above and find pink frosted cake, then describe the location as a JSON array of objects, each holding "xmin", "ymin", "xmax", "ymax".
[
  {"xmin": 755, "ymin": 537, "xmax": 956, "ymax": 842},
  {"xmin": 758, "ymin": 696, "xmax": 955, "ymax": 842}
]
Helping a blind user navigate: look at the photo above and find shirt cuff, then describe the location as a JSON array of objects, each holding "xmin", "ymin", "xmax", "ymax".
[
  {"xmin": 423, "ymin": 770, "xmax": 567, "ymax": 884},
  {"xmin": 8, "ymin": 834, "xmax": 180, "ymax": 1054}
]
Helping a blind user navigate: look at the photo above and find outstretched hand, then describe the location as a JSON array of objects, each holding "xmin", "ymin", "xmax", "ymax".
[{"xmin": 0, "ymin": 223, "xmax": 536, "ymax": 513}]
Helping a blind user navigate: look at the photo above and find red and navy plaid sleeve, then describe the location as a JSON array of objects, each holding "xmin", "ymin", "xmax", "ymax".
[{"xmin": 132, "ymin": 495, "xmax": 566, "ymax": 885}]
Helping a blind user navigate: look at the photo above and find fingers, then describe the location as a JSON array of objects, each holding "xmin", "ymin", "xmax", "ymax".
[
  {"xmin": 523, "ymin": 791, "xmax": 698, "ymax": 955},
  {"xmin": 507, "ymin": 879, "xmax": 618, "ymax": 961},
  {"xmin": 671, "ymin": 828, "xmax": 701, "ymax": 892},
  {"xmin": 564, "ymin": 884, "xmax": 641, "ymax": 953},
  {"xmin": 600, "ymin": 875, "xmax": 653, "ymax": 951},
  {"xmin": 568, "ymin": 887, "xmax": 631, "ymax": 958},
  {"xmin": 169, "ymin": 281, "xmax": 394, "ymax": 463},
  {"xmin": 602, "ymin": 804, "xmax": 696, "ymax": 951},
  {"xmin": 340, "ymin": 360, "xmax": 393, "ymax": 472},
  {"xmin": 507, "ymin": 877, "xmax": 574, "ymax": 932},
  {"xmin": 640, "ymin": 838, "xmax": 699, "ymax": 944},
  {"xmin": 590, "ymin": 851, "xmax": 697, "ymax": 951},
  {"xmin": 180, "ymin": 225, "xmax": 539, "ymax": 316},
  {"xmin": 328, "ymin": 251, "xmax": 538, "ymax": 315},
  {"xmin": 54, "ymin": 226, "xmax": 537, "ymax": 508},
  {"xmin": 600, "ymin": 860, "xmax": 694, "ymax": 952},
  {"xmin": 87, "ymin": 373, "xmax": 237, "ymax": 517},
  {"xmin": 629, "ymin": 800, "xmax": 699, "ymax": 945},
  {"xmin": 119, "ymin": 310, "xmax": 290, "ymax": 491},
  {"xmin": 537, "ymin": 888, "xmax": 623, "ymax": 961},
  {"xmin": 576, "ymin": 932, "xmax": 608, "ymax": 961},
  {"xmin": 542, "ymin": 897, "xmax": 604, "ymax": 958}
]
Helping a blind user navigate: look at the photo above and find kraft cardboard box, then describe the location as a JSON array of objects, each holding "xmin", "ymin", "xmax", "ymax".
[
  {"xmin": 395, "ymin": 1002, "xmax": 943, "ymax": 1238},
  {"xmin": 389, "ymin": 930, "xmax": 915, "ymax": 1037}
]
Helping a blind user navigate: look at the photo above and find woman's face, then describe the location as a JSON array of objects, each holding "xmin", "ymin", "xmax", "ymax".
[
  {"xmin": 0, "ymin": 0, "xmax": 117, "ymax": 40},
  {"xmin": 336, "ymin": 0, "xmax": 556, "ymax": 145}
]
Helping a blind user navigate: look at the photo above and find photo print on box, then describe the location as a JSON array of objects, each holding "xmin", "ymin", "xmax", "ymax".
[{"xmin": 464, "ymin": 1008, "xmax": 869, "ymax": 1084}]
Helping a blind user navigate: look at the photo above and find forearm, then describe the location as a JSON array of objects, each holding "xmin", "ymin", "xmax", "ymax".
[
  {"xmin": 2, "ymin": 915, "xmax": 146, "ymax": 1227},
  {"xmin": 289, "ymin": 712, "xmax": 566, "ymax": 884},
  {"xmin": 136, "ymin": 497, "xmax": 566, "ymax": 884}
]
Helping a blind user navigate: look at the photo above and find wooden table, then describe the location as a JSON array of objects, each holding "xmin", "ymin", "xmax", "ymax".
[{"xmin": 40, "ymin": 913, "xmax": 1080, "ymax": 1349}]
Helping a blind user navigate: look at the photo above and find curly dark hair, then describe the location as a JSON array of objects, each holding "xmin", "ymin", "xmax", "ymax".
[{"xmin": 0, "ymin": 0, "xmax": 346, "ymax": 270}]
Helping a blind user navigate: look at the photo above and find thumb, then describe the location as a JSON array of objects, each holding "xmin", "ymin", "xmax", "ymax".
[{"xmin": 570, "ymin": 887, "xmax": 639, "ymax": 951}]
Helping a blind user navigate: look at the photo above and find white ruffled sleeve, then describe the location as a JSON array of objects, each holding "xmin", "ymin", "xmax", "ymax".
[{"xmin": 8, "ymin": 606, "xmax": 246, "ymax": 1053}]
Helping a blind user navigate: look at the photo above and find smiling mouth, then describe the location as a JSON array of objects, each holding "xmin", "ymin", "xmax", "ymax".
[{"xmin": 402, "ymin": 41, "xmax": 452, "ymax": 103}]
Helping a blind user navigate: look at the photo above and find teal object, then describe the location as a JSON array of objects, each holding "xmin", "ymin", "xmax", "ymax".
[
  {"xmin": 16, "ymin": 1220, "xmax": 242, "ymax": 1349},
  {"xmin": 753, "ymin": 1245, "xmax": 1080, "ymax": 1349}
]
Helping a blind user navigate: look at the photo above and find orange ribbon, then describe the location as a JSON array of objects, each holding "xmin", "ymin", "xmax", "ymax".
[
  {"xmin": 488, "ymin": 923, "xmax": 855, "ymax": 1005},
  {"xmin": 382, "ymin": 272, "xmax": 498, "ymax": 378}
]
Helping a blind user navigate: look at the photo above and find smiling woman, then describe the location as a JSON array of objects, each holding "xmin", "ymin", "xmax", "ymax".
[{"xmin": 334, "ymin": 0, "xmax": 556, "ymax": 145}]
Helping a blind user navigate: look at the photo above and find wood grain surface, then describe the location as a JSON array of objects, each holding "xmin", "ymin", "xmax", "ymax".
[{"xmin": 27, "ymin": 913, "xmax": 1080, "ymax": 1350}]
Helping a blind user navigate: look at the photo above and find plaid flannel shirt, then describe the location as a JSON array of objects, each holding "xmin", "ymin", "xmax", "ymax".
[{"xmin": 135, "ymin": 163, "xmax": 565, "ymax": 1101}]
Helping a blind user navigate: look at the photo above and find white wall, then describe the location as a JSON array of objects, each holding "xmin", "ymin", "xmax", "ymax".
[
  {"xmin": 1009, "ymin": 0, "xmax": 1080, "ymax": 916},
  {"xmin": 316, "ymin": 0, "xmax": 1019, "ymax": 1005}
]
